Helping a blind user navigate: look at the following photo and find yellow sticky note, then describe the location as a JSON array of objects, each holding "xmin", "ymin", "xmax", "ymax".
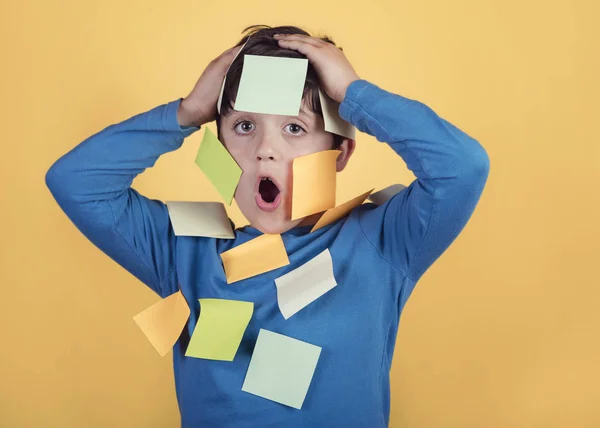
[
  {"xmin": 292, "ymin": 150, "xmax": 340, "ymax": 220},
  {"xmin": 185, "ymin": 299, "xmax": 254, "ymax": 361},
  {"xmin": 220, "ymin": 234, "xmax": 290, "ymax": 283},
  {"xmin": 133, "ymin": 290, "xmax": 190, "ymax": 357},
  {"xmin": 195, "ymin": 128, "xmax": 242, "ymax": 205},
  {"xmin": 311, "ymin": 189, "xmax": 374, "ymax": 232}
]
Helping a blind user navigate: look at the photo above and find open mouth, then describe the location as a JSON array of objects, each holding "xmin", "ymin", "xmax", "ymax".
[
  {"xmin": 259, "ymin": 177, "xmax": 280, "ymax": 203},
  {"xmin": 256, "ymin": 176, "xmax": 282, "ymax": 212}
]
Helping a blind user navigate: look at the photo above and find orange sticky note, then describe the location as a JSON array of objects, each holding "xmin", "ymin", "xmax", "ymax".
[
  {"xmin": 133, "ymin": 290, "xmax": 190, "ymax": 357},
  {"xmin": 310, "ymin": 188, "xmax": 374, "ymax": 232},
  {"xmin": 292, "ymin": 150, "xmax": 340, "ymax": 220},
  {"xmin": 220, "ymin": 234, "xmax": 290, "ymax": 283}
]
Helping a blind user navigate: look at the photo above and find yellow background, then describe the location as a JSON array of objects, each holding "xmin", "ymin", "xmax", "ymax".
[{"xmin": 1, "ymin": 0, "xmax": 598, "ymax": 426}]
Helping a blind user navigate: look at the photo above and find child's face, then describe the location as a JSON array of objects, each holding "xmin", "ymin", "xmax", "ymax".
[{"xmin": 220, "ymin": 99, "xmax": 349, "ymax": 234}]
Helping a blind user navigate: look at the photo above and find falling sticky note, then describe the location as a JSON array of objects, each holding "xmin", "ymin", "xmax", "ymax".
[
  {"xmin": 234, "ymin": 55, "xmax": 309, "ymax": 116},
  {"xmin": 185, "ymin": 299, "xmax": 253, "ymax": 361},
  {"xmin": 133, "ymin": 290, "xmax": 190, "ymax": 357},
  {"xmin": 368, "ymin": 184, "xmax": 407, "ymax": 206},
  {"xmin": 311, "ymin": 188, "xmax": 374, "ymax": 232},
  {"xmin": 291, "ymin": 150, "xmax": 339, "ymax": 220},
  {"xmin": 165, "ymin": 201, "xmax": 235, "ymax": 239},
  {"xmin": 220, "ymin": 234, "xmax": 290, "ymax": 283},
  {"xmin": 275, "ymin": 249, "xmax": 337, "ymax": 319},
  {"xmin": 217, "ymin": 38, "xmax": 251, "ymax": 114},
  {"xmin": 195, "ymin": 127, "xmax": 242, "ymax": 205},
  {"xmin": 318, "ymin": 88, "xmax": 356, "ymax": 140},
  {"xmin": 242, "ymin": 329, "xmax": 321, "ymax": 409}
]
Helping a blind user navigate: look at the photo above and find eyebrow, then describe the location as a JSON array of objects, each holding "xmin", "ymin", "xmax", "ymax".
[{"xmin": 227, "ymin": 107, "xmax": 314, "ymax": 121}]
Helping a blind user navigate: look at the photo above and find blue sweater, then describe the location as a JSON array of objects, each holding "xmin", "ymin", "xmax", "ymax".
[{"xmin": 46, "ymin": 79, "xmax": 490, "ymax": 427}]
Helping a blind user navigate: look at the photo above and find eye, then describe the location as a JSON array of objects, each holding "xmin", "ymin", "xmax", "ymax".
[
  {"xmin": 233, "ymin": 120, "xmax": 255, "ymax": 134},
  {"xmin": 285, "ymin": 123, "xmax": 306, "ymax": 135}
]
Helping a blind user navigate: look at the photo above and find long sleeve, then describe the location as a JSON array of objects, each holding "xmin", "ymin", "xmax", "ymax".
[
  {"xmin": 339, "ymin": 80, "xmax": 490, "ymax": 286},
  {"xmin": 45, "ymin": 98, "xmax": 200, "ymax": 297}
]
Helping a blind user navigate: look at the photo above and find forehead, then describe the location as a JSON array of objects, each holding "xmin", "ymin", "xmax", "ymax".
[{"xmin": 224, "ymin": 98, "xmax": 316, "ymax": 121}]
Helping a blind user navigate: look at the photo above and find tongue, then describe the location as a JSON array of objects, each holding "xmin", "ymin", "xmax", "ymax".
[{"xmin": 259, "ymin": 179, "xmax": 279, "ymax": 203}]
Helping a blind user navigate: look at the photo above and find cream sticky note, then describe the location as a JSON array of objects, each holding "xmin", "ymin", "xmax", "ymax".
[
  {"xmin": 234, "ymin": 55, "xmax": 309, "ymax": 116},
  {"xmin": 310, "ymin": 188, "xmax": 374, "ymax": 232},
  {"xmin": 217, "ymin": 38, "xmax": 250, "ymax": 114},
  {"xmin": 194, "ymin": 127, "xmax": 242, "ymax": 205},
  {"xmin": 185, "ymin": 298, "xmax": 253, "ymax": 361},
  {"xmin": 242, "ymin": 329, "xmax": 321, "ymax": 409},
  {"xmin": 133, "ymin": 290, "xmax": 190, "ymax": 357},
  {"xmin": 368, "ymin": 184, "xmax": 407, "ymax": 206},
  {"xmin": 165, "ymin": 201, "xmax": 235, "ymax": 239},
  {"xmin": 275, "ymin": 249, "xmax": 337, "ymax": 319},
  {"xmin": 220, "ymin": 234, "xmax": 290, "ymax": 283},
  {"xmin": 291, "ymin": 150, "xmax": 339, "ymax": 220},
  {"xmin": 318, "ymin": 88, "xmax": 356, "ymax": 140}
]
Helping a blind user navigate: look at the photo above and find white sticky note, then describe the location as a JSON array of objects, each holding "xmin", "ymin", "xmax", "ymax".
[
  {"xmin": 234, "ymin": 55, "xmax": 308, "ymax": 116},
  {"xmin": 274, "ymin": 249, "xmax": 337, "ymax": 319},
  {"xmin": 242, "ymin": 329, "xmax": 321, "ymax": 409},
  {"xmin": 318, "ymin": 88, "xmax": 356, "ymax": 140},
  {"xmin": 217, "ymin": 38, "xmax": 250, "ymax": 114},
  {"xmin": 166, "ymin": 201, "xmax": 234, "ymax": 239},
  {"xmin": 368, "ymin": 184, "xmax": 407, "ymax": 205}
]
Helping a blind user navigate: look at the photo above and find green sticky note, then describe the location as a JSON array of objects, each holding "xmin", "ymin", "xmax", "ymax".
[
  {"xmin": 234, "ymin": 55, "xmax": 309, "ymax": 116},
  {"xmin": 194, "ymin": 128, "xmax": 242, "ymax": 205},
  {"xmin": 241, "ymin": 329, "xmax": 322, "ymax": 409},
  {"xmin": 185, "ymin": 299, "xmax": 253, "ymax": 361}
]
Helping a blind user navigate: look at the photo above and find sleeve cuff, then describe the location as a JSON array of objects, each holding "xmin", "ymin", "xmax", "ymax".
[
  {"xmin": 338, "ymin": 79, "xmax": 372, "ymax": 123},
  {"xmin": 162, "ymin": 98, "xmax": 202, "ymax": 136}
]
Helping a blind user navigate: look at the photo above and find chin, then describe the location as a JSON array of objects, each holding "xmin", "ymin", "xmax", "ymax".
[{"xmin": 252, "ymin": 217, "xmax": 293, "ymax": 235}]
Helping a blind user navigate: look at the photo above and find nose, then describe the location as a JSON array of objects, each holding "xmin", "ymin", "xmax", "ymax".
[{"xmin": 255, "ymin": 135, "xmax": 280, "ymax": 162}]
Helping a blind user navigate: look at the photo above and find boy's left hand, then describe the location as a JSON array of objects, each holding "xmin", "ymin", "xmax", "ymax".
[{"xmin": 273, "ymin": 33, "xmax": 360, "ymax": 104}]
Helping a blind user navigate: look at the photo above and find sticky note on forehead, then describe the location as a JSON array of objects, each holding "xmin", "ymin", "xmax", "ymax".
[
  {"xmin": 234, "ymin": 55, "xmax": 309, "ymax": 116},
  {"xmin": 220, "ymin": 234, "xmax": 290, "ymax": 283},
  {"xmin": 195, "ymin": 127, "xmax": 242, "ymax": 205},
  {"xmin": 133, "ymin": 290, "xmax": 190, "ymax": 357},
  {"xmin": 292, "ymin": 150, "xmax": 339, "ymax": 220}
]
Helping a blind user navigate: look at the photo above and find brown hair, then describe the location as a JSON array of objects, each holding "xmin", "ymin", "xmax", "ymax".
[{"xmin": 215, "ymin": 24, "xmax": 345, "ymax": 149}]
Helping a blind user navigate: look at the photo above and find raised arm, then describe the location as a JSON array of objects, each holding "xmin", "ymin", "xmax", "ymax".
[
  {"xmin": 339, "ymin": 80, "xmax": 490, "ymax": 288},
  {"xmin": 45, "ymin": 46, "xmax": 242, "ymax": 297},
  {"xmin": 45, "ymin": 98, "xmax": 200, "ymax": 297}
]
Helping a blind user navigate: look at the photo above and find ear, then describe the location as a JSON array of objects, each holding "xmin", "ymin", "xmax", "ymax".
[{"xmin": 335, "ymin": 138, "xmax": 356, "ymax": 172}]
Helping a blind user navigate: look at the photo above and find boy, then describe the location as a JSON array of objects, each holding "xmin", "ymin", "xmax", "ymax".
[{"xmin": 46, "ymin": 25, "xmax": 490, "ymax": 427}]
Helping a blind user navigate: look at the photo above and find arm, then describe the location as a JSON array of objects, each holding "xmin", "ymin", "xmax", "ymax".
[
  {"xmin": 339, "ymin": 80, "xmax": 490, "ymax": 290},
  {"xmin": 45, "ymin": 98, "xmax": 200, "ymax": 297}
]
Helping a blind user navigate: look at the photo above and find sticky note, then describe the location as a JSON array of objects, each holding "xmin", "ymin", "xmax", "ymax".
[
  {"xmin": 275, "ymin": 249, "xmax": 337, "ymax": 319},
  {"xmin": 242, "ymin": 329, "xmax": 321, "ymax": 409},
  {"xmin": 185, "ymin": 298, "xmax": 253, "ymax": 361},
  {"xmin": 368, "ymin": 184, "xmax": 407, "ymax": 206},
  {"xmin": 318, "ymin": 88, "xmax": 356, "ymax": 140},
  {"xmin": 165, "ymin": 201, "xmax": 235, "ymax": 239},
  {"xmin": 311, "ymin": 188, "xmax": 374, "ymax": 232},
  {"xmin": 234, "ymin": 55, "xmax": 309, "ymax": 116},
  {"xmin": 291, "ymin": 150, "xmax": 339, "ymax": 220},
  {"xmin": 220, "ymin": 234, "xmax": 290, "ymax": 283},
  {"xmin": 217, "ymin": 38, "xmax": 250, "ymax": 114},
  {"xmin": 195, "ymin": 127, "xmax": 242, "ymax": 205},
  {"xmin": 133, "ymin": 290, "xmax": 190, "ymax": 357}
]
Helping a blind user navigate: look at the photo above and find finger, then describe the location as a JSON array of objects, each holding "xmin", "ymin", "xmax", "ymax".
[
  {"xmin": 274, "ymin": 33, "xmax": 326, "ymax": 48},
  {"xmin": 275, "ymin": 38, "xmax": 320, "ymax": 58}
]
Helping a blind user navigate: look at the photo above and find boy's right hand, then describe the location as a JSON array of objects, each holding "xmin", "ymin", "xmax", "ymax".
[{"xmin": 177, "ymin": 45, "xmax": 242, "ymax": 128}]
